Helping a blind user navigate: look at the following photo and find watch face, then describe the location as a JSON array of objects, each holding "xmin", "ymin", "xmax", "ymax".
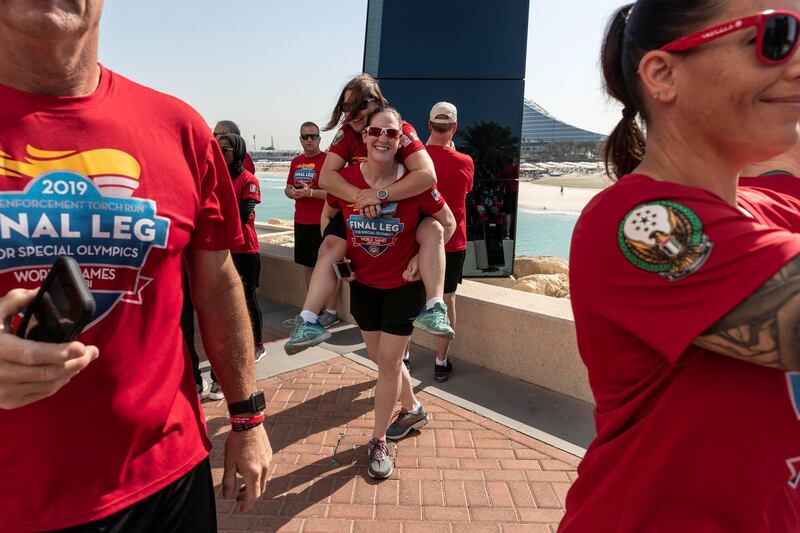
[
  {"xmin": 377, "ymin": 189, "xmax": 388, "ymax": 200},
  {"xmin": 253, "ymin": 390, "xmax": 267, "ymax": 411}
]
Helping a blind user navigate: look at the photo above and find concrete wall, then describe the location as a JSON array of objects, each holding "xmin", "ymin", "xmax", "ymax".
[{"xmin": 258, "ymin": 242, "xmax": 593, "ymax": 404}]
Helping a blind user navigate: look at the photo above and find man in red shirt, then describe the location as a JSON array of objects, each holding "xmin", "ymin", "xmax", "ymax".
[
  {"xmin": 285, "ymin": 122, "xmax": 339, "ymax": 327},
  {"xmin": 0, "ymin": 3, "xmax": 271, "ymax": 531},
  {"xmin": 214, "ymin": 120, "xmax": 256, "ymax": 174},
  {"xmin": 423, "ymin": 102, "xmax": 474, "ymax": 381}
]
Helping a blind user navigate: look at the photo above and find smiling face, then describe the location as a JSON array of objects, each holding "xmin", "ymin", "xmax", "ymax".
[
  {"xmin": 663, "ymin": 0, "xmax": 800, "ymax": 163},
  {"xmin": 343, "ymin": 89, "xmax": 380, "ymax": 133},
  {"xmin": 363, "ymin": 109, "xmax": 402, "ymax": 163}
]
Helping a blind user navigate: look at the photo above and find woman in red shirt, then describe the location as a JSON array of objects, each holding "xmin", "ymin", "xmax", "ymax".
[
  {"xmin": 284, "ymin": 74, "xmax": 454, "ymax": 356},
  {"xmin": 326, "ymin": 108, "xmax": 455, "ymax": 479},
  {"xmin": 562, "ymin": 1, "xmax": 800, "ymax": 531}
]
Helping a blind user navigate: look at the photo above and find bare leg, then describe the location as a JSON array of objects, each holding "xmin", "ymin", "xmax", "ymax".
[
  {"xmin": 373, "ymin": 332, "xmax": 415, "ymax": 439},
  {"xmin": 416, "ymin": 218, "xmax": 445, "ymax": 301},
  {"xmin": 398, "ymin": 357, "xmax": 415, "ymax": 410},
  {"xmin": 437, "ymin": 292, "xmax": 456, "ymax": 361},
  {"xmin": 302, "ymin": 235, "xmax": 346, "ymax": 315},
  {"xmin": 303, "ymin": 267, "xmax": 313, "ymax": 288},
  {"xmin": 362, "ymin": 330, "xmax": 380, "ymax": 365},
  {"xmin": 325, "ymin": 280, "xmax": 340, "ymax": 311}
]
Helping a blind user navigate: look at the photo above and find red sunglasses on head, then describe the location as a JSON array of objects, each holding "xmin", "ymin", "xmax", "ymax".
[
  {"xmin": 661, "ymin": 9, "xmax": 800, "ymax": 65},
  {"xmin": 365, "ymin": 126, "xmax": 401, "ymax": 139}
]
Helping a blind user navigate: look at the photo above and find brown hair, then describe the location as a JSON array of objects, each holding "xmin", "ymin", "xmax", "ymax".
[
  {"xmin": 323, "ymin": 74, "xmax": 389, "ymax": 131},
  {"xmin": 601, "ymin": 0, "xmax": 722, "ymax": 179},
  {"xmin": 430, "ymin": 120, "xmax": 455, "ymax": 133},
  {"xmin": 300, "ymin": 121, "xmax": 320, "ymax": 133},
  {"xmin": 366, "ymin": 107, "xmax": 402, "ymax": 129}
]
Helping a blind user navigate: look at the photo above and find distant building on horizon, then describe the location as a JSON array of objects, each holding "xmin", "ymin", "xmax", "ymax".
[{"xmin": 521, "ymin": 99, "xmax": 606, "ymax": 145}]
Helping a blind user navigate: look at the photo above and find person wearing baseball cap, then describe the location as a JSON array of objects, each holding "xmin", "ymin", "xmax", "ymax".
[{"xmin": 418, "ymin": 101, "xmax": 474, "ymax": 381}]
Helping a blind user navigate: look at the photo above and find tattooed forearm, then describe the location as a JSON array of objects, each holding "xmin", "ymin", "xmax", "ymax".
[{"xmin": 694, "ymin": 256, "xmax": 800, "ymax": 371}]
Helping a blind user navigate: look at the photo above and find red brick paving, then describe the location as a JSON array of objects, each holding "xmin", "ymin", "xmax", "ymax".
[{"xmin": 202, "ymin": 357, "xmax": 578, "ymax": 532}]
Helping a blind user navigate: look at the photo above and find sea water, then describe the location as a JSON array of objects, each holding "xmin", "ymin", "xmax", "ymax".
[{"xmin": 254, "ymin": 173, "xmax": 577, "ymax": 260}]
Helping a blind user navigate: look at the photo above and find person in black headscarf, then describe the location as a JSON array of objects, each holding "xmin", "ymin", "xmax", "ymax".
[{"xmin": 204, "ymin": 133, "xmax": 264, "ymax": 399}]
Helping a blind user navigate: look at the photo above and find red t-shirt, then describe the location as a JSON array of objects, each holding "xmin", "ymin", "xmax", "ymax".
[
  {"xmin": 286, "ymin": 152, "xmax": 327, "ymax": 225},
  {"xmin": 0, "ymin": 66, "xmax": 243, "ymax": 531},
  {"xmin": 231, "ymin": 169, "xmax": 261, "ymax": 254},
  {"xmin": 327, "ymin": 164, "xmax": 445, "ymax": 289},
  {"xmin": 427, "ymin": 145, "xmax": 474, "ymax": 252},
  {"xmin": 561, "ymin": 174, "xmax": 800, "ymax": 532},
  {"xmin": 328, "ymin": 120, "xmax": 425, "ymax": 166},
  {"xmin": 244, "ymin": 152, "xmax": 256, "ymax": 174}
]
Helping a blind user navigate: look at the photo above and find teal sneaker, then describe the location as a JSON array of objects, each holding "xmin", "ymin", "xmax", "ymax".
[
  {"xmin": 413, "ymin": 302, "xmax": 455, "ymax": 338},
  {"xmin": 283, "ymin": 315, "xmax": 331, "ymax": 355}
]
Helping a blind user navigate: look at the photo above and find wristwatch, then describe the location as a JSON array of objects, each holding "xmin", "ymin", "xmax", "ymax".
[
  {"xmin": 227, "ymin": 389, "xmax": 266, "ymax": 415},
  {"xmin": 376, "ymin": 188, "xmax": 389, "ymax": 201}
]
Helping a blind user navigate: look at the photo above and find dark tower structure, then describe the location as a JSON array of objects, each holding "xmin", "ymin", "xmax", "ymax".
[{"xmin": 363, "ymin": 0, "xmax": 529, "ymax": 277}]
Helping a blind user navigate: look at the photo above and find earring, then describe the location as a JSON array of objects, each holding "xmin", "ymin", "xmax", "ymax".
[{"xmin": 653, "ymin": 91, "xmax": 661, "ymax": 100}]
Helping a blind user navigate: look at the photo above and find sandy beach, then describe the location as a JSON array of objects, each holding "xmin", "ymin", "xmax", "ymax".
[
  {"xmin": 518, "ymin": 172, "xmax": 610, "ymax": 212},
  {"xmin": 260, "ymin": 166, "xmax": 611, "ymax": 214}
]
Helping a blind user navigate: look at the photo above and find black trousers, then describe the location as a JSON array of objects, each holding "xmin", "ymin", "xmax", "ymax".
[
  {"xmin": 181, "ymin": 267, "xmax": 202, "ymax": 387},
  {"xmin": 51, "ymin": 458, "xmax": 216, "ymax": 533},
  {"xmin": 232, "ymin": 253, "xmax": 263, "ymax": 346}
]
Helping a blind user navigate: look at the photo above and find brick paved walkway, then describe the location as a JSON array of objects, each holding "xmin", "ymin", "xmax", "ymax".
[{"xmin": 203, "ymin": 357, "xmax": 579, "ymax": 532}]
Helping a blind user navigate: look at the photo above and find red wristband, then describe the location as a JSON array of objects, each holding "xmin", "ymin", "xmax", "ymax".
[{"xmin": 230, "ymin": 415, "xmax": 265, "ymax": 425}]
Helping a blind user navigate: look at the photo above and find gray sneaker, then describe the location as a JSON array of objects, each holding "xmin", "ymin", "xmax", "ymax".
[
  {"xmin": 317, "ymin": 311, "xmax": 341, "ymax": 329},
  {"xmin": 367, "ymin": 438, "xmax": 393, "ymax": 479},
  {"xmin": 207, "ymin": 381, "xmax": 224, "ymax": 401},
  {"xmin": 386, "ymin": 405, "xmax": 428, "ymax": 440}
]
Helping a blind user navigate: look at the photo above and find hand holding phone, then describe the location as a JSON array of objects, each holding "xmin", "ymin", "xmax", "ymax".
[
  {"xmin": 16, "ymin": 256, "xmax": 96, "ymax": 343},
  {"xmin": 379, "ymin": 202, "xmax": 398, "ymax": 216},
  {"xmin": 332, "ymin": 259, "xmax": 354, "ymax": 281},
  {"xmin": 0, "ymin": 287, "xmax": 99, "ymax": 409}
]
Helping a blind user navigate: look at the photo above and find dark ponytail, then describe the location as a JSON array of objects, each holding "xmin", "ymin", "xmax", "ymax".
[{"xmin": 599, "ymin": 0, "xmax": 723, "ymax": 180}]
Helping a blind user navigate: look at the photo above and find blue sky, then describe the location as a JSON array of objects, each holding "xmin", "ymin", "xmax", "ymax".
[{"xmin": 99, "ymin": 0, "xmax": 628, "ymax": 151}]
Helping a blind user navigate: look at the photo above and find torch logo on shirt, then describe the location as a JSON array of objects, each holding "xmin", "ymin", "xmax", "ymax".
[
  {"xmin": 0, "ymin": 146, "xmax": 170, "ymax": 329},
  {"xmin": 347, "ymin": 211, "xmax": 404, "ymax": 257},
  {"xmin": 618, "ymin": 200, "xmax": 712, "ymax": 281},
  {"xmin": 293, "ymin": 164, "xmax": 316, "ymax": 185}
]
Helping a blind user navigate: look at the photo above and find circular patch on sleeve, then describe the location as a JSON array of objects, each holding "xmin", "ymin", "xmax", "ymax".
[
  {"xmin": 617, "ymin": 200, "xmax": 713, "ymax": 281},
  {"xmin": 330, "ymin": 129, "xmax": 345, "ymax": 147}
]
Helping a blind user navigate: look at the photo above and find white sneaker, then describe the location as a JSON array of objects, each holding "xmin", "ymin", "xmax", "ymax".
[
  {"xmin": 318, "ymin": 311, "xmax": 340, "ymax": 329},
  {"xmin": 197, "ymin": 379, "xmax": 210, "ymax": 400},
  {"xmin": 208, "ymin": 381, "xmax": 224, "ymax": 401},
  {"xmin": 254, "ymin": 344, "xmax": 267, "ymax": 364}
]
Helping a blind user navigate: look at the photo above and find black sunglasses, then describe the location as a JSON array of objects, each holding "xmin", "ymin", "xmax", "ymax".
[
  {"xmin": 343, "ymin": 97, "xmax": 376, "ymax": 114},
  {"xmin": 300, "ymin": 133, "xmax": 320, "ymax": 140}
]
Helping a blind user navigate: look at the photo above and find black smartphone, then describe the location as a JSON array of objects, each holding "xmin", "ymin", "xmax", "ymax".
[
  {"xmin": 16, "ymin": 256, "xmax": 96, "ymax": 343},
  {"xmin": 294, "ymin": 184, "xmax": 305, "ymax": 190},
  {"xmin": 332, "ymin": 260, "xmax": 353, "ymax": 280}
]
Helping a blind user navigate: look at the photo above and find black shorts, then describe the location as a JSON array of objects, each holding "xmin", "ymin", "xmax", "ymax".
[
  {"xmin": 294, "ymin": 223, "xmax": 323, "ymax": 267},
  {"xmin": 52, "ymin": 458, "xmax": 216, "ymax": 532},
  {"xmin": 323, "ymin": 212, "xmax": 347, "ymax": 240},
  {"xmin": 444, "ymin": 250, "xmax": 466, "ymax": 294},
  {"xmin": 349, "ymin": 280, "xmax": 425, "ymax": 336}
]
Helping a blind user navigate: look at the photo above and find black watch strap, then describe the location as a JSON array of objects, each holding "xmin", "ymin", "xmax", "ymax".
[{"xmin": 227, "ymin": 389, "xmax": 266, "ymax": 415}]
